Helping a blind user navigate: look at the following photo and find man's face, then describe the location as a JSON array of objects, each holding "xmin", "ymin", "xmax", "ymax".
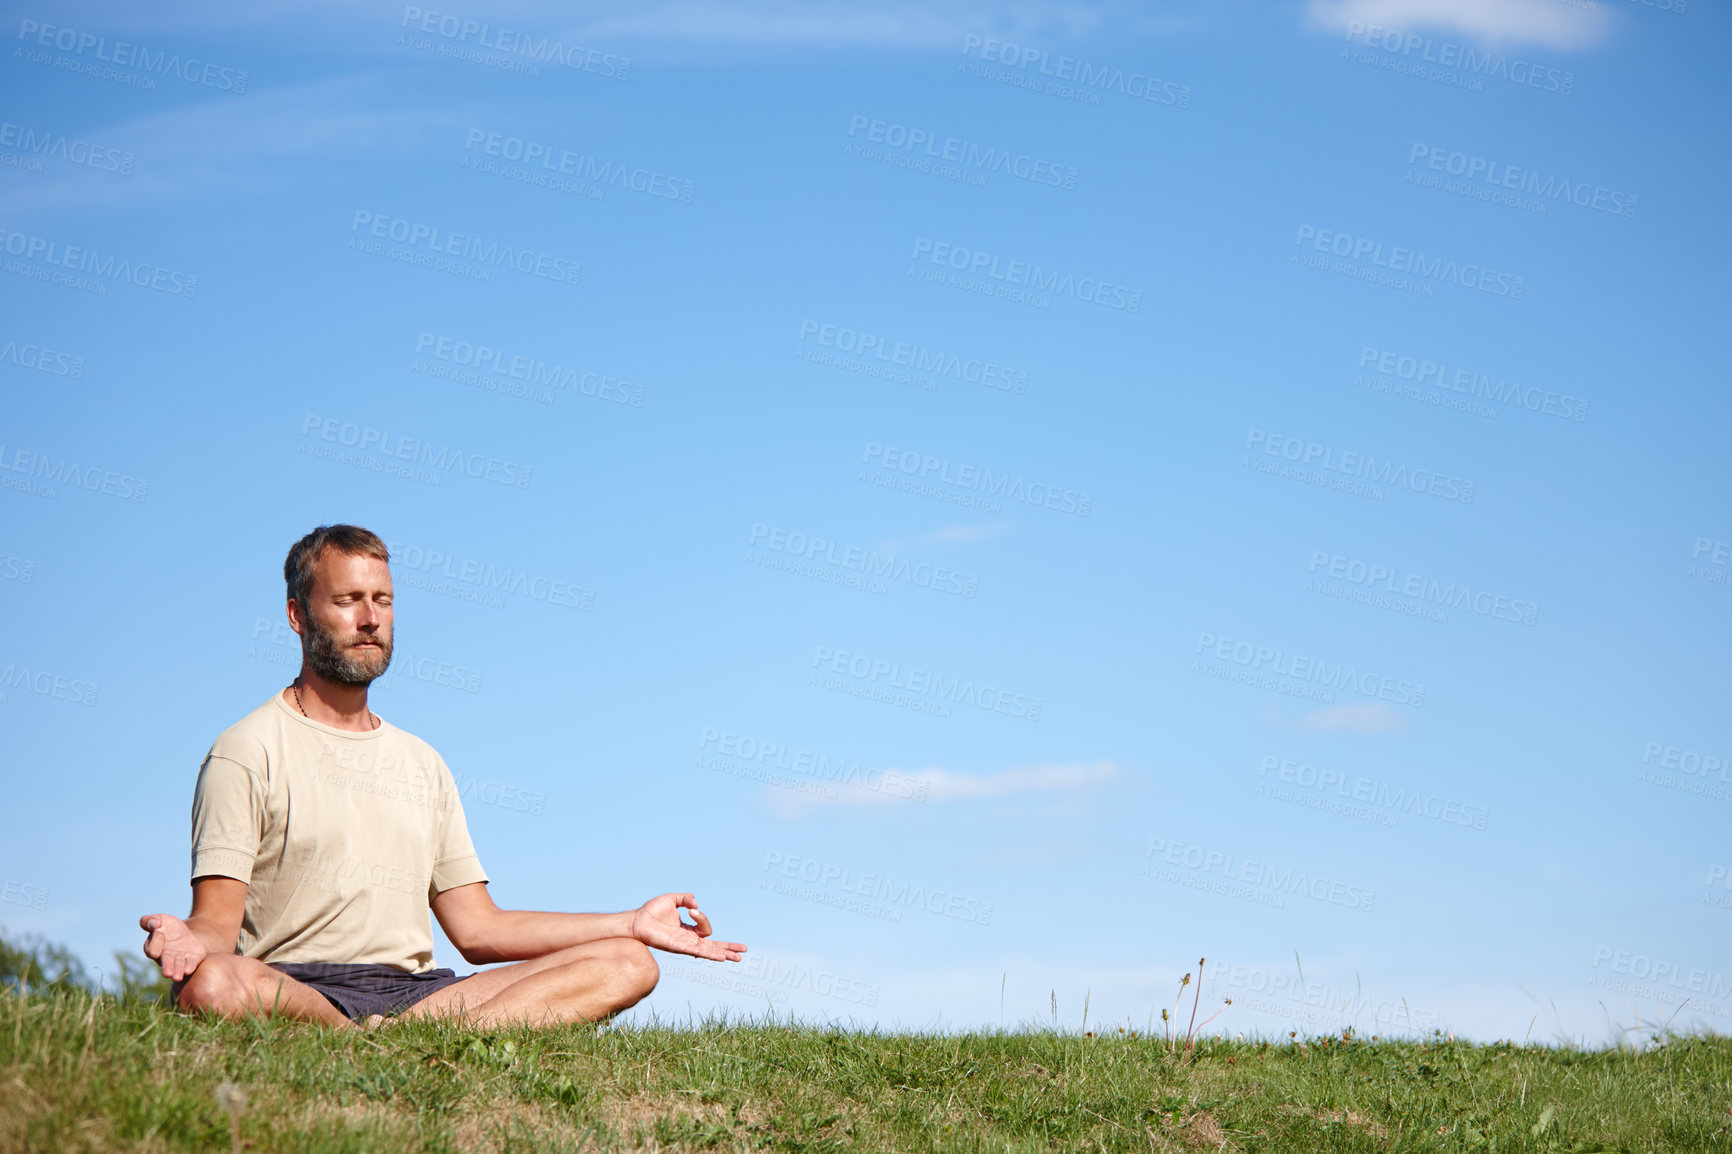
[{"xmin": 292, "ymin": 550, "xmax": 394, "ymax": 686}]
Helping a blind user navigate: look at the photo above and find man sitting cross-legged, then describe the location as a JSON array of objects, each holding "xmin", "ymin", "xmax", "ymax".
[{"xmin": 138, "ymin": 524, "xmax": 745, "ymax": 1027}]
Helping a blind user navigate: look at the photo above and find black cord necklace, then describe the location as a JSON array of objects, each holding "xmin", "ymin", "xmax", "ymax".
[{"xmin": 292, "ymin": 678, "xmax": 379, "ymax": 730}]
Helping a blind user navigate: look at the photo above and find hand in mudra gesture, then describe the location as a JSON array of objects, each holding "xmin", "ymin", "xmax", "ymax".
[
  {"xmin": 138, "ymin": 913, "xmax": 208, "ymax": 982},
  {"xmin": 630, "ymin": 893, "xmax": 746, "ymax": 962}
]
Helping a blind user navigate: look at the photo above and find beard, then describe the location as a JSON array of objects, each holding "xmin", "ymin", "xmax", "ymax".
[{"xmin": 301, "ymin": 613, "xmax": 392, "ymax": 686}]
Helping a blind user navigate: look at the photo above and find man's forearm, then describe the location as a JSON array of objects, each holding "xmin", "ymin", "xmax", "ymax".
[
  {"xmin": 460, "ymin": 909, "xmax": 636, "ymax": 964},
  {"xmin": 185, "ymin": 914, "xmax": 239, "ymax": 959}
]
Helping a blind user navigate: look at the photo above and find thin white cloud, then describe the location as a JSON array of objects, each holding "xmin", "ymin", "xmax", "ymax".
[
  {"xmin": 585, "ymin": 1, "xmax": 982, "ymax": 48},
  {"xmin": 1305, "ymin": 0, "xmax": 1611, "ymax": 51},
  {"xmin": 769, "ymin": 760, "xmax": 1120, "ymax": 818},
  {"xmin": 27, "ymin": 0, "xmax": 1132, "ymax": 52},
  {"xmin": 1301, "ymin": 702, "xmax": 1410, "ymax": 734},
  {"xmin": 871, "ymin": 521, "xmax": 1011, "ymax": 560}
]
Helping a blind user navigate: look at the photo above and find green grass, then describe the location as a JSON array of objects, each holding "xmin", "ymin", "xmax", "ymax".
[{"xmin": 3, "ymin": 983, "xmax": 1729, "ymax": 1153}]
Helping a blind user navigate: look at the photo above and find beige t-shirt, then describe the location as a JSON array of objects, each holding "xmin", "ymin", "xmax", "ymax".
[{"xmin": 189, "ymin": 693, "xmax": 488, "ymax": 973}]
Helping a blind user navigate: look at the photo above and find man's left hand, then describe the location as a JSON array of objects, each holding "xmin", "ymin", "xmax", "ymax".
[{"xmin": 630, "ymin": 893, "xmax": 747, "ymax": 962}]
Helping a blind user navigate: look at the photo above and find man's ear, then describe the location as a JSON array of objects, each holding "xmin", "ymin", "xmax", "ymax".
[{"xmin": 286, "ymin": 599, "xmax": 306, "ymax": 638}]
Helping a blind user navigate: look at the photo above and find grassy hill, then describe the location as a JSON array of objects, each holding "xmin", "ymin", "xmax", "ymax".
[{"xmin": 3, "ymin": 934, "xmax": 1728, "ymax": 1152}]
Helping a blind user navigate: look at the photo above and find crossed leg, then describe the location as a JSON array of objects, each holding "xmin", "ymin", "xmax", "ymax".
[
  {"xmin": 173, "ymin": 939, "xmax": 660, "ymax": 1028},
  {"xmin": 401, "ymin": 937, "xmax": 659, "ymax": 1027},
  {"xmin": 173, "ymin": 954, "xmax": 352, "ymax": 1026}
]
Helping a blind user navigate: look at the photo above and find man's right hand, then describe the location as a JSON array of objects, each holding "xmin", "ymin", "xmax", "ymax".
[{"xmin": 139, "ymin": 913, "xmax": 208, "ymax": 982}]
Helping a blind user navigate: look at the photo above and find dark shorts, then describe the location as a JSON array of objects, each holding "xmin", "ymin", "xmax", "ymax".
[{"xmin": 266, "ymin": 962, "xmax": 471, "ymax": 1021}]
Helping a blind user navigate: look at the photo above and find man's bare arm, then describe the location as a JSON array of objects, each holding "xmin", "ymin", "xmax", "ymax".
[
  {"xmin": 139, "ymin": 876, "xmax": 247, "ymax": 981},
  {"xmin": 432, "ymin": 884, "xmax": 747, "ymax": 965}
]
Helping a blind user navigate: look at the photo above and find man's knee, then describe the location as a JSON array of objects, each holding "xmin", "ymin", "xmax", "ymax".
[
  {"xmin": 174, "ymin": 956, "xmax": 290, "ymax": 1018},
  {"xmin": 616, "ymin": 935, "xmax": 654, "ymax": 991},
  {"xmin": 175, "ymin": 955, "xmax": 246, "ymax": 1016},
  {"xmin": 611, "ymin": 937, "xmax": 659, "ymax": 996}
]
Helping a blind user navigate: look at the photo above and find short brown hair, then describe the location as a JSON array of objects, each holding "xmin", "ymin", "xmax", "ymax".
[{"xmin": 284, "ymin": 525, "xmax": 390, "ymax": 609}]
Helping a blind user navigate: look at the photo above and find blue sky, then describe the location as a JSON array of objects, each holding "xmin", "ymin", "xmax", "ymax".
[{"xmin": 2, "ymin": 0, "xmax": 1728, "ymax": 1043}]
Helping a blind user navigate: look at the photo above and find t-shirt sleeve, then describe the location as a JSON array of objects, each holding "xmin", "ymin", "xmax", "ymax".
[
  {"xmin": 430, "ymin": 765, "xmax": 489, "ymax": 897},
  {"xmin": 190, "ymin": 754, "xmax": 265, "ymax": 884}
]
